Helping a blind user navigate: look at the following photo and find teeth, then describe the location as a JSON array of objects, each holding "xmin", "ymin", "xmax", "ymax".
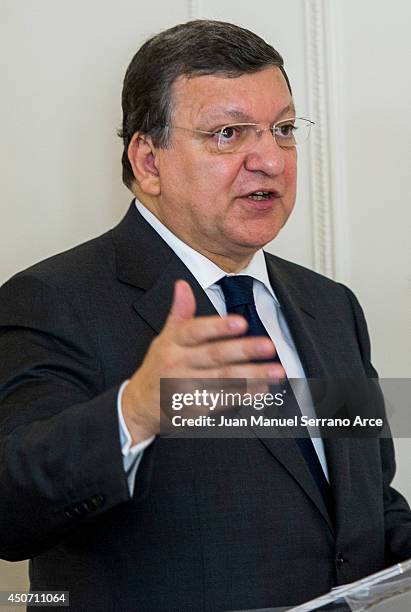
[{"xmin": 248, "ymin": 191, "xmax": 271, "ymax": 201}]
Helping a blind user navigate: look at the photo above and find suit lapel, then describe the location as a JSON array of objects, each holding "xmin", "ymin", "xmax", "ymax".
[
  {"xmin": 262, "ymin": 254, "xmax": 353, "ymax": 533},
  {"xmin": 264, "ymin": 253, "xmax": 330, "ymax": 378},
  {"xmin": 111, "ymin": 203, "xmax": 218, "ymax": 334},
  {"xmin": 132, "ymin": 257, "xmax": 217, "ymax": 334}
]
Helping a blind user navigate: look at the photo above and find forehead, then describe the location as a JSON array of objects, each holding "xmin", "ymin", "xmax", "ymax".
[{"xmin": 171, "ymin": 66, "xmax": 293, "ymax": 125}]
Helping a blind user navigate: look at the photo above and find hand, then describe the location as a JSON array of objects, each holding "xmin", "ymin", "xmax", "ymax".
[{"xmin": 121, "ymin": 280, "xmax": 285, "ymax": 443}]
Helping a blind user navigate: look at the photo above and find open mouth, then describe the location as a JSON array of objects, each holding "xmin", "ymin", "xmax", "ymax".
[
  {"xmin": 247, "ymin": 191, "xmax": 275, "ymax": 201},
  {"xmin": 236, "ymin": 189, "xmax": 281, "ymax": 211}
]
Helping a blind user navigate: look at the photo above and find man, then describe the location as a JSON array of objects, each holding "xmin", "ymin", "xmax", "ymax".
[{"xmin": 0, "ymin": 20, "xmax": 410, "ymax": 612}]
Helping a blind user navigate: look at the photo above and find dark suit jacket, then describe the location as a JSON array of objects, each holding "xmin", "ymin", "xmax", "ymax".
[{"xmin": 0, "ymin": 203, "xmax": 410, "ymax": 611}]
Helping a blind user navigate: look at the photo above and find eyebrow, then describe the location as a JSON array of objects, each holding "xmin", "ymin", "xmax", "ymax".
[{"xmin": 200, "ymin": 102, "xmax": 296, "ymax": 126}]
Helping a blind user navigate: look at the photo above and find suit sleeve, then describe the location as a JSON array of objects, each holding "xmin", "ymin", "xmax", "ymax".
[
  {"xmin": 0, "ymin": 273, "xmax": 130, "ymax": 561},
  {"xmin": 341, "ymin": 284, "xmax": 411, "ymax": 563}
]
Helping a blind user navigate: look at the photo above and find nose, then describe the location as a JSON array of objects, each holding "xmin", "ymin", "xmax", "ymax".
[{"xmin": 243, "ymin": 129, "xmax": 287, "ymax": 176}]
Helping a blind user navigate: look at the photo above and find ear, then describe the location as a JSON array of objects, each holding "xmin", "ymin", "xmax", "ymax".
[{"xmin": 127, "ymin": 133, "xmax": 161, "ymax": 196}]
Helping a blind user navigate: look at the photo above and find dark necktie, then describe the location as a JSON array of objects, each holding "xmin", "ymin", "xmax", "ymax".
[{"xmin": 217, "ymin": 275, "xmax": 333, "ymax": 516}]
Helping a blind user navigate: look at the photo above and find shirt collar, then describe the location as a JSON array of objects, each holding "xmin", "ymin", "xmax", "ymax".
[{"xmin": 135, "ymin": 199, "xmax": 279, "ymax": 305}]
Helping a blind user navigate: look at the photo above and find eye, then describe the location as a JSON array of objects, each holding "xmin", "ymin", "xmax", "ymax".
[
  {"xmin": 275, "ymin": 122, "xmax": 296, "ymax": 138},
  {"xmin": 216, "ymin": 125, "xmax": 244, "ymax": 143}
]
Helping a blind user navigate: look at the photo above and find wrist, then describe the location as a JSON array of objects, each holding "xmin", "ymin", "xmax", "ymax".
[{"xmin": 121, "ymin": 381, "xmax": 158, "ymax": 443}]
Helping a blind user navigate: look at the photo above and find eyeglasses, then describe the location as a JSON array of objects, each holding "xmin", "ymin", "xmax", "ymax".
[{"xmin": 164, "ymin": 118, "xmax": 314, "ymax": 154}]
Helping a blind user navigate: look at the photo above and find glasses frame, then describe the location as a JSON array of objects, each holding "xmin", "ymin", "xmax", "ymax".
[{"xmin": 163, "ymin": 117, "xmax": 315, "ymax": 153}]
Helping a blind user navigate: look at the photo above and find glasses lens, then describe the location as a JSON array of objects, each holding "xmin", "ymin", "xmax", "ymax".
[
  {"xmin": 212, "ymin": 119, "xmax": 313, "ymax": 153},
  {"xmin": 217, "ymin": 125, "xmax": 254, "ymax": 153},
  {"xmin": 274, "ymin": 118, "xmax": 312, "ymax": 147}
]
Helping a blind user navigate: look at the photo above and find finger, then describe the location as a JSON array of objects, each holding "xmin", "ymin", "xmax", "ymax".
[
  {"xmin": 201, "ymin": 362, "xmax": 286, "ymax": 382},
  {"xmin": 166, "ymin": 280, "xmax": 196, "ymax": 326},
  {"xmin": 175, "ymin": 314, "xmax": 248, "ymax": 347},
  {"xmin": 247, "ymin": 380, "xmax": 270, "ymax": 395},
  {"xmin": 188, "ymin": 336, "xmax": 277, "ymax": 368}
]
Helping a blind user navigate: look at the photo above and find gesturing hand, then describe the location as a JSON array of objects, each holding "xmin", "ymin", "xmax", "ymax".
[{"xmin": 121, "ymin": 280, "xmax": 285, "ymax": 443}]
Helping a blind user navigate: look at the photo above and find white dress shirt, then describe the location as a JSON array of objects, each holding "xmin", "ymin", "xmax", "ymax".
[{"xmin": 117, "ymin": 199, "xmax": 329, "ymax": 494}]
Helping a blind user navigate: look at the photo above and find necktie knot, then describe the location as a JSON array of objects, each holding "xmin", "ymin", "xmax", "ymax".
[{"xmin": 217, "ymin": 275, "xmax": 255, "ymax": 310}]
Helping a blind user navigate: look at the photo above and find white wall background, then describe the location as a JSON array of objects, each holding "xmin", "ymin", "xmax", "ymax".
[{"xmin": 1, "ymin": 0, "xmax": 410, "ymax": 597}]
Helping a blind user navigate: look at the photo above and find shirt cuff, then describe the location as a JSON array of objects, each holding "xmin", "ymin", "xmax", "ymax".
[
  {"xmin": 117, "ymin": 380, "xmax": 155, "ymax": 495},
  {"xmin": 117, "ymin": 380, "xmax": 155, "ymax": 455}
]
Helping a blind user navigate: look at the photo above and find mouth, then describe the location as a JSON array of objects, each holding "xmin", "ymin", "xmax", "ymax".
[
  {"xmin": 237, "ymin": 190, "xmax": 281, "ymax": 210},
  {"xmin": 246, "ymin": 190, "xmax": 279, "ymax": 201}
]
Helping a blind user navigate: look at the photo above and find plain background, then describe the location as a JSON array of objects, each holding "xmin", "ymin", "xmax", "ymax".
[{"xmin": 1, "ymin": 0, "xmax": 410, "ymax": 596}]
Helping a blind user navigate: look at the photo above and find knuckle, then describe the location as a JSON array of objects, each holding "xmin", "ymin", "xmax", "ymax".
[
  {"xmin": 245, "ymin": 340, "xmax": 258, "ymax": 358},
  {"xmin": 218, "ymin": 365, "xmax": 233, "ymax": 378},
  {"xmin": 254, "ymin": 364, "xmax": 268, "ymax": 376},
  {"xmin": 207, "ymin": 343, "xmax": 225, "ymax": 365},
  {"xmin": 158, "ymin": 346, "xmax": 181, "ymax": 372},
  {"xmin": 181, "ymin": 320, "xmax": 200, "ymax": 344}
]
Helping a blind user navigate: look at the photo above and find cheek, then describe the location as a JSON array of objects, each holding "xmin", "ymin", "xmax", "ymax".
[
  {"xmin": 289, "ymin": 151, "xmax": 298, "ymax": 178},
  {"xmin": 284, "ymin": 157, "xmax": 297, "ymax": 192},
  {"xmin": 190, "ymin": 156, "xmax": 241, "ymax": 197}
]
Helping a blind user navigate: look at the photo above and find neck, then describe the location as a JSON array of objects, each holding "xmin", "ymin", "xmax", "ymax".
[{"xmin": 196, "ymin": 249, "xmax": 253, "ymax": 273}]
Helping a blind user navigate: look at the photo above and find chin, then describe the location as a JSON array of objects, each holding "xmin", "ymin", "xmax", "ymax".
[{"xmin": 231, "ymin": 226, "xmax": 283, "ymax": 251}]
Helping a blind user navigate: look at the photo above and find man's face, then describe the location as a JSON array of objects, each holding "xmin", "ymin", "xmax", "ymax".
[{"xmin": 152, "ymin": 66, "xmax": 297, "ymax": 268}]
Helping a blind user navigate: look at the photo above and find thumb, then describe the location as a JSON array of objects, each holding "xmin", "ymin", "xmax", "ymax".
[{"xmin": 166, "ymin": 280, "xmax": 196, "ymax": 327}]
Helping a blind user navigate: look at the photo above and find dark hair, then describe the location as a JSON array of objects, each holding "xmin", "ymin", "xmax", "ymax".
[{"xmin": 118, "ymin": 20, "xmax": 291, "ymax": 189}]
